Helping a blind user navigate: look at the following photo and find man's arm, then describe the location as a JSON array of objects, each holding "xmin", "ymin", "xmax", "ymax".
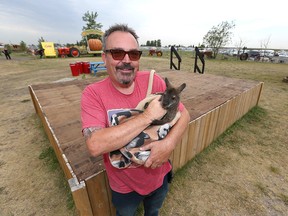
[
  {"xmin": 84, "ymin": 95, "xmax": 167, "ymax": 157},
  {"xmin": 141, "ymin": 107, "xmax": 190, "ymax": 169}
]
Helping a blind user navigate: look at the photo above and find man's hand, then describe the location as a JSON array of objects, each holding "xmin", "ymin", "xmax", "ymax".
[
  {"xmin": 140, "ymin": 107, "xmax": 190, "ymax": 169},
  {"xmin": 142, "ymin": 95, "xmax": 167, "ymax": 123},
  {"xmin": 140, "ymin": 140, "xmax": 173, "ymax": 169}
]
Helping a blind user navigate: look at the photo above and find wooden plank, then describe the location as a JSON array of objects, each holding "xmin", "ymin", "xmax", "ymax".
[
  {"xmin": 225, "ymin": 98, "xmax": 235, "ymax": 129},
  {"xmin": 192, "ymin": 118, "xmax": 202, "ymax": 156},
  {"xmin": 51, "ymin": 120, "xmax": 82, "ymax": 144},
  {"xmin": 70, "ymin": 182, "xmax": 93, "ymax": 216},
  {"xmin": 185, "ymin": 120, "xmax": 197, "ymax": 161},
  {"xmin": 202, "ymin": 111, "xmax": 212, "ymax": 149},
  {"xmin": 203, "ymin": 109, "xmax": 219, "ymax": 149},
  {"xmin": 104, "ymin": 172, "xmax": 116, "ymax": 216},
  {"xmin": 235, "ymin": 92, "xmax": 245, "ymax": 121},
  {"xmin": 171, "ymin": 139, "xmax": 181, "ymax": 171},
  {"xmin": 251, "ymin": 83, "xmax": 263, "ymax": 108},
  {"xmin": 196, "ymin": 113, "xmax": 207, "ymax": 154},
  {"xmin": 43, "ymin": 103, "xmax": 81, "ymax": 129},
  {"xmin": 64, "ymin": 139, "xmax": 104, "ymax": 181},
  {"xmin": 34, "ymin": 85, "xmax": 81, "ymax": 107},
  {"xmin": 179, "ymin": 126, "xmax": 189, "ymax": 168},
  {"xmin": 169, "ymin": 150, "xmax": 174, "ymax": 170},
  {"xmin": 242, "ymin": 90, "xmax": 252, "ymax": 115},
  {"xmin": 29, "ymin": 86, "xmax": 41, "ymax": 116},
  {"xmin": 214, "ymin": 100, "xmax": 229, "ymax": 139},
  {"xmin": 85, "ymin": 172, "xmax": 114, "ymax": 216},
  {"xmin": 256, "ymin": 82, "xmax": 264, "ymax": 105}
]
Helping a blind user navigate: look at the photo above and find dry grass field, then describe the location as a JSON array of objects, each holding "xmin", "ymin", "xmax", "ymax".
[{"xmin": 0, "ymin": 52, "xmax": 287, "ymax": 216}]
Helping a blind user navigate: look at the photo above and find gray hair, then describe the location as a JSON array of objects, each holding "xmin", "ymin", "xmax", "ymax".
[{"xmin": 102, "ymin": 24, "xmax": 139, "ymax": 50}]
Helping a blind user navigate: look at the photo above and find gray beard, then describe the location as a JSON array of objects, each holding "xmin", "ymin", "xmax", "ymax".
[{"xmin": 121, "ymin": 80, "xmax": 132, "ymax": 85}]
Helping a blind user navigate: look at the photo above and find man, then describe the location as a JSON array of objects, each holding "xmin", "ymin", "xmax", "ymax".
[
  {"xmin": 3, "ymin": 48, "xmax": 11, "ymax": 60},
  {"xmin": 81, "ymin": 24, "xmax": 190, "ymax": 216},
  {"xmin": 39, "ymin": 49, "xmax": 44, "ymax": 59}
]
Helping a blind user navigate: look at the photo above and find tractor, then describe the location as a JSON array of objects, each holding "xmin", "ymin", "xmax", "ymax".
[
  {"xmin": 57, "ymin": 29, "xmax": 104, "ymax": 58},
  {"xmin": 57, "ymin": 47, "xmax": 81, "ymax": 58},
  {"xmin": 148, "ymin": 47, "xmax": 163, "ymax": 57}
]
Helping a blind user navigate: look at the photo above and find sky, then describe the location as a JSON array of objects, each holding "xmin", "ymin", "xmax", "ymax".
[{"xmin": 0, "ymin": 0, "xmax": 287, "ymax": 50}]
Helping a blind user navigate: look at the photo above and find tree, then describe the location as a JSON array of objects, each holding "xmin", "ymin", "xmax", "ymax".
[
  {"xmin": 156, "ymin": 39, "xmax": 161, "ymax": 47},
  {"xmin": 203, "ymin": 21, "xmax": 235, "ymax": 58},
  {"xmin": 234, "ymin": 38, "xmax": 246, "ymax": 59},
  {"xmin": 260, "ymin": 35, "xmax": 271, "ymax": 58},
  {"xmin": 82, "ymin": 11, "xmax": 103, "ymax": 31},
  {"xmin": 19, "ymin": 41, "xmax": 27, "ymax": 52},
  {"xmin": 145, "ymin": 39, "xmax": 162, "ymax": 47},
  {"xmin": 81, "ymin": 11, "xmax": 103, "ymax": 44}
]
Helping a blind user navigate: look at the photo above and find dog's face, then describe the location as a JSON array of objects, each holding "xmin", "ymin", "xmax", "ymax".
[{"xmin": 160, "ymin": 78, "xmax": 186, "ymax": 109}]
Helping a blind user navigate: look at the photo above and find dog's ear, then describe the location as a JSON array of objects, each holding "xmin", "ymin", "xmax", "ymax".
[
  {"xmin": 164, "ymin": 77, "xmax": 173, "ymax": 89},
  {"xmin": 177, "ymin": 83, "xmax": 186, "ymax": 93}
]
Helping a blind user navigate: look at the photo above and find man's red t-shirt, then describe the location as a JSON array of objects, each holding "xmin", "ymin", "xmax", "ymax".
[{"xmin": 81, "ymin": 71, "xmax": 183, "ymax": 195}]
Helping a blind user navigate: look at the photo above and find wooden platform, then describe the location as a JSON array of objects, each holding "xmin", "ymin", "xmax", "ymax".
[{"xmin": 29, "ymin": 71, "xmax": 263, "ymax": 216}]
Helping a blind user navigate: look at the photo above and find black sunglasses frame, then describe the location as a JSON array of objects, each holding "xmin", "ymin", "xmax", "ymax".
[{"xmin": 105, "ymin": 49, "xmax": 142, "ymax": 61}]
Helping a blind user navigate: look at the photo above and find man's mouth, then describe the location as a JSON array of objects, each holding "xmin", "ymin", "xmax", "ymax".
[{"xmin": 116, "ymin": 64, "xmax": 134, "ymax": 71}]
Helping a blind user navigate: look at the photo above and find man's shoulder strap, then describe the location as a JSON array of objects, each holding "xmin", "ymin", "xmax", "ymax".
[{"xmin": 146, "ymin": 69, "xmax": 155, "ymax": 97}]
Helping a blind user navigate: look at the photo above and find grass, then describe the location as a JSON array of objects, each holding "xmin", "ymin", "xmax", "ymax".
[
  {"xmin": 158, "ymin": 54, "xmax": 287, "ymax": 215},
  {"xmin": 269, "ymin": 166, "xmax": 280, "ymax": 175},
  {"xmin": 35, "ymin": 117, "xmax": 75, "ymax": 211},
  {"xmin": 38, "ymin": 146, "xmax": 60, "ymax": 171},
  {"xmin": 176, "ymin": 105, "xmax": 267, "ymax": 175},
  {"xmin": 280, "ymin": 194, "xmax": 288, "ymax": 206}
]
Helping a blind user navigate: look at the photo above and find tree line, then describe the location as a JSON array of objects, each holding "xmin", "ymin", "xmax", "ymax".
[{"xmin": 143, "ymin": 40, "xmax": 162, "ymax": 47}]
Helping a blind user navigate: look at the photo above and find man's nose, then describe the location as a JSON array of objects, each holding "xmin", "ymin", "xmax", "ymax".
[{"xmin": 122, "ymin": 53, "xmax": 131, "ymax": 62}]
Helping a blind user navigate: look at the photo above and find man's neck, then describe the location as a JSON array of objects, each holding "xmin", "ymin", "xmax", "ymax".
[{"xmin": 112, "ymin": 81, "xmax": 135, "ymax": 95}]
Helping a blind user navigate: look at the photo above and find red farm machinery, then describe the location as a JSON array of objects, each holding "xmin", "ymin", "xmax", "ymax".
[
  {"xmin": 57, "ymin": 29, "xmax": 104, "ymax": 58},
  {"xmin": 148, "ymin": 47, "xmax": 163, "ymax": 56}
]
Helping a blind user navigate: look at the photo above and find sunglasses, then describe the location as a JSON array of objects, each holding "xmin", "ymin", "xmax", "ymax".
[{"xmin": 105, "ymin": 49, "xmax": 142, "ymax": 61}]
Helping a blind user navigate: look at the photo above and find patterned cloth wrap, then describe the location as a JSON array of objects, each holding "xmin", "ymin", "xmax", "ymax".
[{"xmin": 109, "ymin": 94, "xmax": 181, "ymax": 169}]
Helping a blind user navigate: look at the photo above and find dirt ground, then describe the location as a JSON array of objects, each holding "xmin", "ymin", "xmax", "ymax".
[
  {"xmin": 0, "ymin": 56, "xmax": 84, "ymax": 216},
  {"xmin": 0, "ymin": 54, "xmax": 287, "ymax": 216}
]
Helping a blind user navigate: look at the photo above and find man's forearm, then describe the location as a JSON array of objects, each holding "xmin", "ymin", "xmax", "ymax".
[
  {"xmin": 85, "ymin": 111, "xmax": 154, "ymax": 157},
  {"xmin": 85, "ymin": 95, "xmax": 167, "ymax": 157}
]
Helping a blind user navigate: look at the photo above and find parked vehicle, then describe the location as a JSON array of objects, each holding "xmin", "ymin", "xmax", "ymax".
[
  {"xmin": 259, "ymin": 50, "xmax": 275, "ymax": 57},
  {"xmin": 148, "ymin": 47, "xmax": 163, "ymax": 56},
  {"xmin": 240, "ymin": 50, "xmax": 260, "ymax": 61},
  {"xmin": 57, "ymin": 47, "xmax": 81, "ymax": 58},
  {"xmin": 57, "ymin": 29, "xmax": 104, "ymax": 58},
  {"xmin": 278, "ymin": 50, "xmax": 288, "ymax": 57}
]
